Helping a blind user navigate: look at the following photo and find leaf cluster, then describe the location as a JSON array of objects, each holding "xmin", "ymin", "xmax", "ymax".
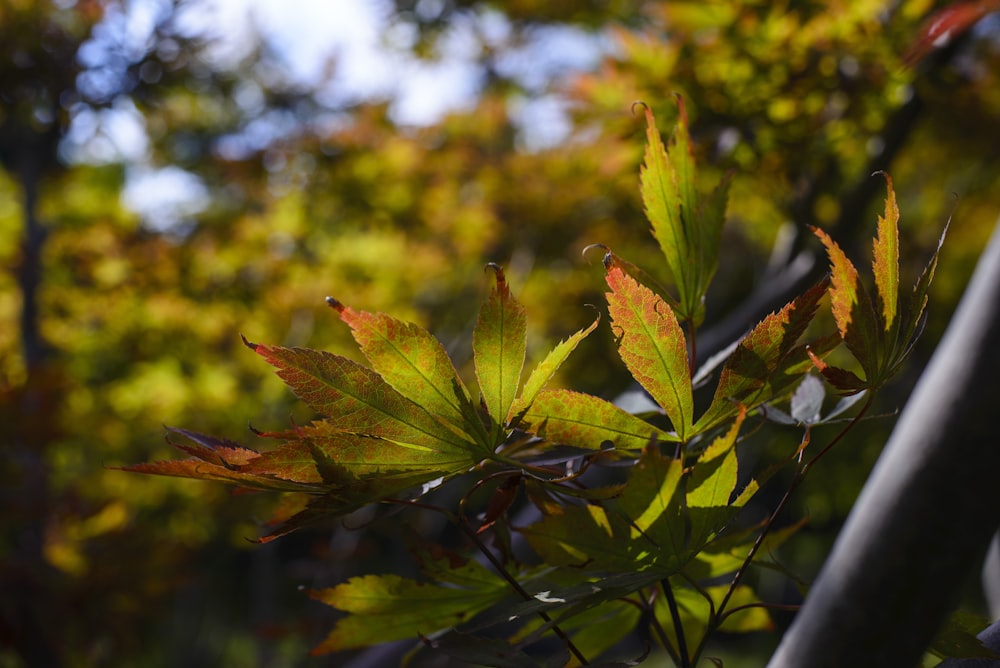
[{"xmin": 124, "ymin": 103, "xmax": 947, "ymax": 664}]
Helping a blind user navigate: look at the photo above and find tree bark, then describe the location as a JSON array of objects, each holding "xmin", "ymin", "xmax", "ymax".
[{"xmin": 767, "ymin": 216, "xmax": 1000, "ymax": 668}]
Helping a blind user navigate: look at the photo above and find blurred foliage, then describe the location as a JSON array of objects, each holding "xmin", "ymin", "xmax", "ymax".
[{"xmin": 1, "ymin": 0, "xmax": 999, "ymax": 666}]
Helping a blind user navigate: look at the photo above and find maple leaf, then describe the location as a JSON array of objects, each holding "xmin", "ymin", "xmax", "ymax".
[
  {"xmin": 124, "ymin": 266, "xmax": 600, "ymax": 539},
  {"xmin": 640, "ymin": 98, "xmax": 730, "ymax": 325},
  {"xmin": 474, "ymin": 264, "xmax": 528, "ymax": 438},
  {"xmin": 604, "ymin": 260, "xmax": 694, "ymax": 440},
  {"xmin": 694, "ymin": 279, "xmax": 829, "ymax": 433},
  {"xmin": 811, "ymin": 173, "xmax": 949, "ymax": 393}
]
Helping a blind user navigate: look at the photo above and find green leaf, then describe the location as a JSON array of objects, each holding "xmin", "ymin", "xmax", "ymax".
[
  {"xmin": 653, "ymin": 582, "xmax": 772, "ymax": 653},
  {"xmin": 517, "ymin": 503, "xmax": 637, "ymax": 570},
  {"xmin": 872, "ymin": 172, "xmax": 900, "ymax": 332},
  {"xmin": 328, "ymin": 297, "xmax": 484, "ymax": 444},
  {"xmin": 256, "ymin": 472, "xmax": 440, "ymax": 543},
  {"xmin": 509, "ymin": 314, "xmax": 600, "ymax": 426},
  {"xmin": 509, "ymin": 599, "xmax": 640, "ymax": 666},
  {"xmin": 474, "ymin": 264, "xmax": 527, "ymax": 434},
  {"xmin": 421, "ymin": 630, "xmax": 564, "ymax": 668},
  {"xmin": 617, "ymin": 444, "xmax": 686, "ymax": 567},
  {"xmin": 812, "ymin": 177, "xmax": 950, "ymax": 392},
  {"xmin": 605, "ymin": 263, "xmax": 693, "ymax": 440},
  {"xmin": 641, "ymin": 104, "xmax": 689, "ymax": 303},
  {"xmin": 899, "ymin": 213, "xmax": 951, "ymax": 368},
  {"xmin": 928, "ymin": 610, "xmax": 1000, "ymax": 660},
  {"xmin": 686, "ymin": 410, "xmax": 746, "ymax": 550},
  {"xmin": 639, "ymin": 99, "xmax": 728, "ymax": 324},
  {"xmin": 687, "ymin": 410, "xmax": 742, "ymax": 509},
  {"xmin": 246, "ymin": 341, "xmax": 470, "ymax": 450},
  {"xmin": 309, "ymin": 570, "xmax": 508, "ymax": 654},
  {"xmin": 247, "ymin": 421, "xmax": 473, "ymax": 480},
  {"xmin": 525, "ymin": 389, "xmax": 678, "ymax": 450},
  {"xmin": 695, "ymin": 280, "xmax": 828, "ymax": 433}
]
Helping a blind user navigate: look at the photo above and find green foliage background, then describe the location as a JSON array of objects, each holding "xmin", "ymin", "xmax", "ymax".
[{"xmin": 1, "ymin": 0, "xmax": 998, "ymax": 665}]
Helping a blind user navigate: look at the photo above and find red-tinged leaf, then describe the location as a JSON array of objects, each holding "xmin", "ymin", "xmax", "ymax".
[
  {"xmin": 119, "ymin": 457, "xmax": 312, "ymax": 491},
  {"xmin": 695, "ymin": 280, "xmax": 827, "ymax": 433},
  {"xmin": 328, "ymin": 298, "xmax": 484, "ymax": 444},
  {"xmin": 641, "ymin": 104, "xmax": 688, "ymax": 298},
  {"xmin": 165, "ymin": 426, "xmax": 260, "ymax": 467},
  {"xmin": 308, "ymin": 572, "xmax": 507, "ymax": 654},
  {"xmin": 605, "ymin": 264, "xmax": 693, "ymax": 439},
  {"xmin": 119, "ymin": 429, "xmax": 320, "ymax": 492},
  {"xmin": 525, "ymin": 389, "xmax": 677, "ymax": 451},
  {"xmin": 808, "ymin": 349, "xmax": 868, "ymax": 395},
  {"xmin": 812, "ymin": 227, "xmax": 859, "ymax": 339},
  {"xmin": 590, "ymin": 246, "xmax": 681, "ymax": 311},
  {"xmin": 473, "ymin": 264, "xmax": 527, "ymax": 432},
  {"xmin": 509, "ymin": 314, "xmax": 600, "ymax": 426},
  {"xmin": 246, "ymin": 342, "xmax": 469, "ymax": 451},
  {"xmin": 812, "ymin": 226, "xmax": 882, "ymax": 377},
  {"xmin": 250, "ymin": 420, "xmax": 475, "ymax": 480},
  {"xmin": 872, "ymin": 172, "xmax": 900, "ymax": 332},
  {"xmin": 903, "ymin": 0, "xmax": 1000, "ymax": 67},
  {"xmin": 477, "ymin": 474, "xmax": 522, "ymax": 534}
]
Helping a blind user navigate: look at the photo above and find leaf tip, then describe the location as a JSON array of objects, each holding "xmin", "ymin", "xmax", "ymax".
[
  {"xmin": 325, "ymin": 296, "xmax": 345, "ymax": 313},
  {"xmin": 674, "ymin": 92, "xmax": 688, "ymax": 125},
  {"xmin": 240, "ymin": 333, "xmax": 258, "ymax": 351}
]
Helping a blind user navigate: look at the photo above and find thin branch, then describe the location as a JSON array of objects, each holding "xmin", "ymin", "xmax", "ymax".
[{"xmin": 662, "ymin": 578, "xmax": 690, "ymax": 668}]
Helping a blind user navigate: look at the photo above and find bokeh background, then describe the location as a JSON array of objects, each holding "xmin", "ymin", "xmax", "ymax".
[{"xmin": 2, "ymin": 1, "xmax": 999, "ymax": 666}]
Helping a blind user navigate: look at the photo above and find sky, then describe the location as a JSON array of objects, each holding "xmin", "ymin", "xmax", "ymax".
[{"xmin": 66, "ymin": 0, "xmax": 605, "ymax": 228}]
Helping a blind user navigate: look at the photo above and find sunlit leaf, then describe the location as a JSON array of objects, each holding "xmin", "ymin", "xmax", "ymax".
[
  {"xmin": 474, "ymin": 264, "xmax": 527, "ymax": 434},
  {"xmin": 328, "ymin": 297, "xmax": 485, "ymax": 444},
  {"xmin": 525, "ymin": 389, "xmax": 677, "ymax": 450},
  {"xmin": 510, "ymin": 314, "xmax": 600, "ymax": 426},
  {"xmin": 119, "ymin": 429, "xmax": 320, "ymax": 493},
  {"xmin": 605, "ymin": 263, "xmax": 693, "ymax": 439},
  {"xmin": 872, "ymin": 172, "xmax": 899, "ymax": 332},
  {"xmin": 246, "ymin": 421, "xmax": 473, "ymax": 480},
  {"xmin": 695, "ymin": 280, "xmax": 828, "ymax": 432},
  {"xmin": 687, "ymin": 409, "xmax": 746, "ymax": 549},
  {"xmin": 641, "ymin": 104, "xmax": 688, "ymax": 301},
  {"xmin": 246, "ymin": 341, "xmax": 470, "ymax": 451},
  {"xmin": 618, "ymin": 444, "xmax": 686, "ymax": 565}
]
